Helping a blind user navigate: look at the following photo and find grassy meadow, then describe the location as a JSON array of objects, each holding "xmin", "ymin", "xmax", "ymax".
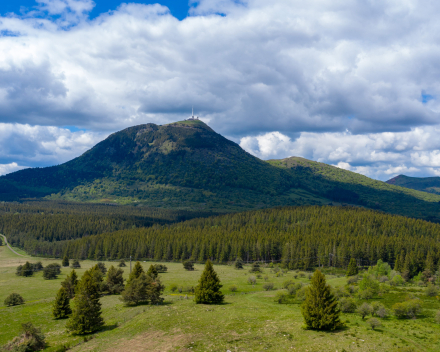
[{"xmin": 1, "ymin": 243, "xmax": 440, "ymax": 352}]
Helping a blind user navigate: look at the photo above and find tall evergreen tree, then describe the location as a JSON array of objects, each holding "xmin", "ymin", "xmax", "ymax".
[
  {"xmin": 66, "ymin": 269, "xmax": 104, "ymax": 334},
  {"xmin": 146, "ymin": 264, "xmax": 158, "ymax": 279},
  {"xmin": 53, "ymin": 287, "xmax": 72, "ymax": 319},
  {"xmin": 301, "ymin": 269, "xmax": 342, "ymax": 331},
  {"xmin": 194, "ymin": 260, "xmax": 224, "ymax": 304},
  {"xmin": 61, "ymin": 270, "xmax": 78, "ymax": 299},
  {"xmin": 127, "ymin": 262, "xmax": 144, "ymax": 285},
  {"xmin": 346, "ymin": 258, "xmax": 358, "ymax": 276},
  {"xmin": 425, "ymin": 252, "xmax": 435, "ymax": 273},
  {"xmin": 62, "ymin": 255, "xmax": 69, "ymax": 267},
  {"xmin": 106, "ymin": 266, "xmax": 125, "ymax": 294}
]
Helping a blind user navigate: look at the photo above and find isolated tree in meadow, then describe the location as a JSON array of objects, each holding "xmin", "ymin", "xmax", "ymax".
[
  {"xmin": 194, "ymin": 260, "xmax": 224, "ymax": 304},
  {"xmin": 62, "ymin": 255, "xmax": 69, "ymax": 267},
  {"xmin": 66, "ymin": 269, "xmax": 104, "ymax": 334},
  {"xmin": 146, "ymin": 264, "xmax": 158, "ymax": 279},
  {"xmin": 61, "ymin": 270, "xmax": 78, "ymax": 298},
  {"xmin": 21, "ymin": 261, "xmax": 34, "ymax": 277},
  {"xmin": 346, "ymin": 258, "xmax": 358, "ymax": 277},
  {"xmin": 53, "ymin": 287, "xmax": 72, "ymax": 319},
  {"xmin": 4, "ymin": 293, "xmax": 25, "ymax": 306},
  {"xmin": 106, "ymin": 265, "xmax": 125, "ymax": 294},
  {"xmin": 71, "ymin": 259, "xmax": 81, "ymax": 269},
  {"xmin": 183, "ymin": 260, "xmax": 194, "ymax": 271},
  {"xmin": 118, "ymin": 259, "xmax": 127, "ymax": 267},
  {"xmin": 301, "ymin": 269, "xmax": 342, "ymax": 331},
  {"xmin": 234, "ymin": 257, "xmax": 244, "ymax": 269},
  {"xmin": 43, "ymin": 263, "xmax": 61, "ymax": 280}
]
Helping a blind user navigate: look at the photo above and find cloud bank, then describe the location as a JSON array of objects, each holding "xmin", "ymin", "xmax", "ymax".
[{"xmin": 1, "ymin": 0, "xmax": 440, "ymax": 179}]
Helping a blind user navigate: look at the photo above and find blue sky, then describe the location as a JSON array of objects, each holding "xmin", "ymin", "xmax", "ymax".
[
  {"xmin": 1, "ymin": 0, "xmax": 191, "ymax": 20},
  {"xmin": 0, "ymin": 0, "xmax": 440, "ymax": 180}
]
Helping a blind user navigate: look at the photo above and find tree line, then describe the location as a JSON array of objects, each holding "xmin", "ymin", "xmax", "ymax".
[{"xmin": 14, "ymin": 206, "xmax": 440, "ymax": 278}]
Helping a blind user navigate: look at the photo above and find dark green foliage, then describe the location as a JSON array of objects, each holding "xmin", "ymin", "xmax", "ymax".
[
  {"xmin": 249, "ymin": 262, "xmax": 262, "ymax": 273},
  {"xmin": 89, "ymin": 264, "xmax": 105, "ymax": 292},
  {"xmin": 53, "ymin": 287, "xmax": 72, "ymax": 319},
  {"xmin": 146, "ymin": 265, "xmax": 158, "ymax": 279},
  {"xmin": 234, "ymin": 258, "xmax": 243, "ymax": 269},
  {"xmin": 43, "ymin": 264, "xmax": 61, "ymax": 280},
  {"xmin": 120, "ymin": 273, "xmax": 164, "ymax": 306},
  {"xmin": 62, "ymin": 256, "xmax": 69, "ymax": 267},
  {"xmin": 346, "ymin": 258, "xmax": 358, "ymax": 276},
  {"xmin": 66, "ymin": 269, "xmax": 104, "ymax": 334},
  {"xmin": 61, "ymin": 270, "xmax": 78, "ymax": 299},
  {"xmin": 4, "ymin": 293, "xmax": 25, "ymax": 306},
  {"xmin": 106, "ymin": 266, "xmax": 125, "ymax": 294},
  {"xmin": 33, "ymin": 262, "xmax": 43, "ymax": 272},
  {"xmin": 386, "ymin": 174, "xmax": 440, "ymax": 195},
  {"xmin": 154, "ymin": 264, "xmax": 167, "ymax": 272},
  {"xmin": 357, "ymin": 303, "xmax": 373, "ymax": 319},
  {"xmin": 127, "ymin": 262, "xmax": 144, "ymax": 284},
  {"xmin": 392, "ymin": 299, "xmax": 422, "ymax": 319},
  {"xmin": 71, "ymin": 260, "xmax": 81, "ymax": 269},
  {"xmin": 183, "ymin": 261, "xmax": 194, "ymax": 271},
  {"xmin": 118, "ymin": 259, "xmax": 126, "ymax": 267},
  {"xmin": 339, "ymin": 297, "xmax": 357, "ymax": 313},
  {"xmin": 194, "ymin": 260, "xmax": 224, "ymax": 304},
  {"xmin": 21, "ymin": 262, "xmax": 34, "ymax": 277},
  {"xmin": 95, "ymin": 262, "xmax": 107, "ymax": 275},
  {"xmin": 2, "ymin": 322, "xmax": 46, "ymax": 351},
  {"xmin": 301, "ymin": 270, "xmax": 342, "ymax": 331}
]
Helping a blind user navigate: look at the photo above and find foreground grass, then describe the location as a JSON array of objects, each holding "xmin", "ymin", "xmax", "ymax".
[{"xmin": 1, "ymin": 245, "xmax": 439, "ymax": 351}]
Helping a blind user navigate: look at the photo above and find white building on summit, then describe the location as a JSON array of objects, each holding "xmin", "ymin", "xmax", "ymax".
[{"xmin": 187, "ymin": 107, "xmax": 199, "ymax": 120}]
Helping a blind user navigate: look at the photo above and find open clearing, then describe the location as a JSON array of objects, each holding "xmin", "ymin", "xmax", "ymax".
[{"xmin": 1, "ymin": 243, "xmax": 439, "ymax": 352}]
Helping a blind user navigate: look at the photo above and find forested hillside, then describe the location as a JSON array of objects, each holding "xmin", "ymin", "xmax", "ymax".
[
  {"xmin": 0, "ymin": 201, "xmax": 215, "ymax": 250},
  {"xmin": 1, "ymin": 120, "xmax": 440, "ymax": 220},
  {"xmin": 17, "ymin": 206, "xmax": 440, "ymax": 278},
  {"xmin": 387, "ymin": 174, "xmax": 440, "ymax": 195}
]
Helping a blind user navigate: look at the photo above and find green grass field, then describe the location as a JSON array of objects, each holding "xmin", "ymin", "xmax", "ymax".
[{"xmin": 1, "ymin": 243, "xmax": 440, "ymax": 352}]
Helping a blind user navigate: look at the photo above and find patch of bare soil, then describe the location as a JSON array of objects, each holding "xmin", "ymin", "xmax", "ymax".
[{"xmin": 106, "ymin": 330, "xmax": 192, "ymax": 352}]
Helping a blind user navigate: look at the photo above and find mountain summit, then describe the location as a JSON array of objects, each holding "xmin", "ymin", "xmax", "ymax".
[{"xmin": 1, "ymin": 120, "xmax": 440, "ymax": 220}]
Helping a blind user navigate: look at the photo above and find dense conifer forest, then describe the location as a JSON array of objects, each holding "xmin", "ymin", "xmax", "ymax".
[{"xmin": 9, "ymin": 205, "xmax": 440, "ymax": 278}]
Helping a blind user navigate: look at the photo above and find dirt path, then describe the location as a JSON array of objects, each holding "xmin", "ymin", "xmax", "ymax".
[{"xmin": 0, "ymin": 234, "xmax": 29, "ymax": 257}]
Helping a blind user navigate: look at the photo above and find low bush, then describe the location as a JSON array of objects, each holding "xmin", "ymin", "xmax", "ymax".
[
  {"xmin": 71, "ymin": 259, "xmax": 81, "ymax": 269},
  {"xmin": 183, "ymin": 261, "xmax": 194, "ymax": 271},
  {"xmin": 357, "ymin": 303, "xmax": 372, "ymax": 319},
  {"xmin": 367, "ymin": 318, "xmax": 382, "ymax": 330},
  {"xmin": 4, "ymin": 293, "xmax": 25, "ymax": 306},
  {"xmin": 393, "ymin": 299, "xmax": 422, "ymax": 319},
  {"xmin": 339, "ymin": 297, "xmax": 357, "ymax": 313},
  {"xmin": 43, "ymin": 263, "xmax": 61, "ymax": 280},
  {"xmin": 295, "ymin": 287, "xmax": 307, "ymax": 301},
  {"xmin": 262, "ymin": 282, "xmax": 274, "ymax": 291},
  {"xmin": 425, "ymin": 283, "xmax": 439, "ymax": 297},
  {"xmin": 2, "ymin": 322, "xmax": 45, "ymax": 351},
  {"xmin": 274, "ymin": 291, "xmax": 288, "ymax": 304},
  {"xmin": 435, "ymin": 310, "xmax": 440, "ymax": 324},
  {"xmin": 169, "ymin": 284, "xmax": 178, "ymax": 292},
  {"xmin": 247, "ymin": 276, "xmax": 256, "ymax": 285},
  {"xmin": 229, "ymin": 285, "xmax": 238, "ymax": 292}
]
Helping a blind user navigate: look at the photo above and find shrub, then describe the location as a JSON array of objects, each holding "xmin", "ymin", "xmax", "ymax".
[
  {"xmin": 358, "ymin": 288, "xmax": 374, "ymax": 300},
  {"xmin": 357, "ymin": 303, "xmax": 372, "ymax": 319},
  {"xmin": 234, "ymin": 258, "xmax": 244, "ymax": 269},
  {"xmin": 229, "ymin": 285, "xmax": 238, "ymax": 292},
  {"xmin": 43, "ymin": 263, "xmax": 61, "ymax": 280},
  {"xmin": 275, "ymin": 291, "xmax": 288, "ymax": 304},
  {"xmin": 96, "ymin": 262, "xmax": 107, "ymax": 275},
  {"xmin": 118, "ymin": 259, "xmax": 126, "ymax": 267},
  {"xmin": 392, "ymin": 275, "xmax": 404, "ymax": 286},
  {"xmin": 333, "ymin": 286, "xmax": 350, "ymax": 299},
  {"xmin": 247, "ymin": 276, "xmax": 256, "ymax": 285},
  {"xmin": 33, "ymin": 262, "xmax": 44, "ymax": 272},
  {"xmin": 359, "ymin": 275, "xmax": 379, "ymax": 295},
  {"xmin": 287, "ymin": 283, "xmax": 301, "ymax": 296},
  {"xmin": 376, "ymin": 306, "xmax": 389, "ymax": 319},
  {"xmin": 154, "ymin": 264, "xmax": 168, "ymax": 272},
  {"xmin": 393, "ymin": 299, "xmax": 422, "ymax": 319},
  {"xmin": 183, "ymin": 261, "xmax": 194, "ymax": 271},
  {"xmin": 425, "ymin": 283, "xmax": 439, "ymax": 297},
  {"xmin": 346, "ymin": 276, "xmax": 358, "ymax": 285},
  {"xmin": 435, "ymin": 310, "xmax": 440, "ymax": 324},
  {"xmin": 379, "ymin": 276, "xmax": 389, "ymax": 283},
  {"xmin": 263, "ymin": 282, "xmax": 274, "ymax": 291},
  {"xmin": 249, "ymin": 262, "xmax": 262, "ymax": 273},
  {"xmin": 106, "ymin": 266, "xmax": 125, "ymax": 294},
  {"xmin": 257, "ymin": 274, "xmax": 262, "ymax": 279},
  {"xmin": 283, "ymin": 280, "xmax": 295, "ymax": 289},
  {"xmin": 295, "ymin": 287, "xmax": 307, "ymax": 301},
  {"xmin": 367, "ymin": 318, "xmax": 382, "ymax": 330},
  {"xmin": 339, "ymin": 297, "xmax": 357, "ymax": 313},
  {"xmin": 3, "ymin": 322, "xmax": 46, "ymax": 351},
  {"xmin": 4, "ymin": 293, "xmax": 25, "ymax": 306},
  {"xmin": 264, "ymin": 275, "xmax": 269, "ymax": 281},
  {"xmin": 170, "ymin": 284, "xmax": 178, "ymax": 292},
  {"xmin": 71, "ymin": 259, "xmax": 81, "ymax": 269},
  {"xmin": 371, "ymin": 302, "xmax": 385, "ymax": 316},
  {"xmin": 62, "ymin": 256, "xmax": 69, "ymax": 267}
]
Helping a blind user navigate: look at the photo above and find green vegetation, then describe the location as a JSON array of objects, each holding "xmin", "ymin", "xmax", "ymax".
[
  {"xmin": 4, "ymin": 293, "xmax": 25, "ymax": 307},
  {"xmin": 52, "ymin": 287, "xmax": 71, "ymax": 319},
  {"xmin": 0, "ymin": 120, "xmax": 440, "ymax": 220},
  {"xmin": 387, "ymin": 174, "xmax": 440, "ymax": 195},
  {"xmin": 194, "ymin": 260, "xmax": 224, "ymax": 304},
  {"xmin": 347, "ymin": 258, "xmax": 359, "ymax": 276}
]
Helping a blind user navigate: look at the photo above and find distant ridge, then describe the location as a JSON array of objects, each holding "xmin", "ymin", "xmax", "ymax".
[
  {"xmin": 386, "ymin": 174, "xmax": 440, "ymax": 195},
  {"xmin": 1, "ymin": 119, "xmax": 440, "ymax": 221}
]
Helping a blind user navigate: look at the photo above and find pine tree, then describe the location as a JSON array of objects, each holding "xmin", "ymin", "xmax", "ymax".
[
  {"xmin": 127, "ymin": 262, "xmax": 145, "ymax": 285},
  {"xmin": 234, "ymin": 257, "xmax": 244, "ymax": 269},
  {"xmin": 62, "ymin": 255, "xmax": 69, "ymax": 267},
  {"xmin": 146, "ymin": 264, "xmax": 158, "ymax": 279},
  {"xmin": 106, "ymin": 266, "xmax": 125, "ymax": 294},
  {"xmin": 346, "ymin": 258, "xmax": 358, "ymax": 276},
  {"xmin": 120, "ymin": 273, "xmax": 151, "ymax": 306},
  {"xmin": 66, "ymin": 269, "xmax": 104, "ymax": 334},
  {"xmin": 71, "ymin": 259, "xmax": 81, "ymax": 269},
  {"xmin": 194, "ymin": 260, "xmax": 224, "ymax": 304},
  {"xmin": 118, "ymin": 259, "xmax": 126, "ymax": 267},
  {"xmin": 53, "ymin": 287, "xmax": 72, "ymax": 319},
  {"xmin": 425, "ymin": 252, "xmax": 435, "ymax": 273},
  {"xmin": 61, "ymin": 270, "xmax": 78, "ymax": 298},
  {"xmin": 21, "ymin": 262, "xmax": 34, "ymax": 277},
  {"xmin": 301, "ymin": 269, "xmax": 343, "ymax": 331}
]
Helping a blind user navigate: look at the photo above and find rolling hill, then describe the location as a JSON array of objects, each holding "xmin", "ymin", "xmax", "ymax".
[
  {"xmin": 1, "ymin": 119, "xmax": 440, "ymax": 220},
  {"xmin": 386, "ymin": 174, "xmax": 440, "ymax": 195}
]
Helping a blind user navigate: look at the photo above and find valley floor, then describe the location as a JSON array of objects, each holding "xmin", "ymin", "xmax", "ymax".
[{"xmin": 1, "ymin": 244, "xmax": 439, "ymax": 352}]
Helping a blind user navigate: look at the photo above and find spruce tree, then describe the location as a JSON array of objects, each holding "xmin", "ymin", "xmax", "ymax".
[
  {"xmin": 346, "ymin": 258, "xmax": 358, "ymax": 276},
  {"xmin": 71, "ymin": 259, "xmax": 81, "ymax": 269},
  {"xmin": 301, "ymin": 269, "xmax": 342, "ymax": 331},
  {"xmin": 62, "ymin": 255, "xmax": 69, "ymax": 267},
  {"xmin": 146, "ymin": 264, "xmax": 158, "ymax": 279},
  {"xmin": 66, "ymin": 269, "xmax": 104, "ymax": 334},
  {"xmin": 118, "ymin": 259, "xmax": 126, "ymax": 267},
  {"xmin": 194, "ymin": 260, "xmax": 224, "ymax": 304},
  {"xmin": 234, "ymin": 257, "xmax": 244, "ymax": 269},
  {"xmin": 53, "ymin": 287, "xmax": 72, "ymax": 319},
  {"xmin": 61, "ymin": 270, "xmax": 78, "ymax": 299},
  {"xmin": 106, "ymin": 265, "xmax": 125, "ymax": 294},
  {"xmin": 121, "ymin": 273, "xmax": 151, "ymax": 306},
  {"xmin": 127, "ymin": 262, "xmax": 144, "ymax": 285}
]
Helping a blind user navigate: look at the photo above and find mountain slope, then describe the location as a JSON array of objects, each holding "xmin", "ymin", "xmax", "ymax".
[
  {"xmin": 1, "ymin": 120, "xmax": 440, "ymax": 220},
  {"xmin": 386, "ymin": 175, "xmax": 440, "ymax": 195}
]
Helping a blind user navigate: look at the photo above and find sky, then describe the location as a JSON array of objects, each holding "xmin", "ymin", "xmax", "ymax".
[{"xmin": 1, "ymin": 0, "xmax": 440, "ymax": 180}]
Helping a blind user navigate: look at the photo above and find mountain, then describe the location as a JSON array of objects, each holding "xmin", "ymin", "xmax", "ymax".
[
  {"xmin": 1, "ymin": 119, "xmax": 440, "ymax": 220},
  {"xmin": 386, "ymin": 175, "xmax": 440, "ymax": 195}
]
